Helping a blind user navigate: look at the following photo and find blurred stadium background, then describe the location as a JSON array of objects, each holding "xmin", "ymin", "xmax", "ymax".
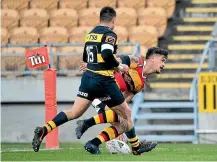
[{"xmin": 1, "ymin": 0, "xmax": 217, "ymax": 152}]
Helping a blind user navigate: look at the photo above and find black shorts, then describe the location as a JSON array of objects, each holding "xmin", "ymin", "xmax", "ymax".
[{"xmin": 77, "ymin": 72, "xmax": 124, "ymax": 107}]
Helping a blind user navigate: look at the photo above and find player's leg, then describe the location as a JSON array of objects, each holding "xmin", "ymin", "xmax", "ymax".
[
  {"xmin": 83, "ymin": 80, "xmax": 136, "ymax": 154},
  {"xmin": 83, "ymin": 102, "xmax": 138, "ymax": 151},
  {"xmin": 84, "ymin": 100, "xmax": 157, "ymax": 155},
  {"xmin": 90, "ymin": 100, "xmax": 126, "ymax": 142},
  {"xmin": 93, "ymin": 100, "xmax": 127, "ymax": 141},
  {"xmin": 91, "ymin": 106, "xmax": 148, "ymax": 145},
  {"xmin": 80, "ymin": 100, "xmax": 133, "ymax": 135},
  {"xmin": 32, "ymin": 73, "xmax": 93, "ymax": 152},
  {"xmin": 76, "ymin": 100, "xmax": 128, "ymax": 141},
  {"xmin": 109, "ymin": 102, "xmax": 157, "ymax": 155},
  {"xmin": 97, "ymin": 80, "xmax": 134, "ymax": 133},
  {"xmin": 76, "ymin": 97, "xmax": 134, "ymax": 141},
  {"xmin": 32, "ymin": 97, "xmax": 91, "ymax": 152},
  {"xmin": 84, "ymin": 111, "xmax": 157, "ymax": 155},
  {"xmin": 81, "ymin": 104, "xmax": 128, "ymax": 154},
  {"xmin": 76, "ymin": 108, "xmax": 119, "ymax": 139},
  {"xmin": 75, "ymin": 83, "xmax": 131, "ymax": 139}
]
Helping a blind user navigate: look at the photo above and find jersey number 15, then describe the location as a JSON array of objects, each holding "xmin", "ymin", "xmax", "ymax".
[{"xmin": 86, "ymin": 45, "xmax": 97, "ymax": 63}]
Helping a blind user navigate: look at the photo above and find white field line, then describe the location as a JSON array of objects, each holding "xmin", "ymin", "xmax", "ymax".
[{"xmin": 0, "ymin": 147, "xmax": 83, "ymax": 153}]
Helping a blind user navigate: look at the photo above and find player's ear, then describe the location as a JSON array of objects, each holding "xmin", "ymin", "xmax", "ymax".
[{"xmin": 112, "ymin": 17, "xmax": 116, "ymax": 24}]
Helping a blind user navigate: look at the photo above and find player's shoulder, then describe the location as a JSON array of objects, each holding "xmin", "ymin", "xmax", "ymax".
[
  {"xmin": 103, "ymin": 30, "xmax": 117, "ymax": 42},
  {"xmin": 91, "ymin": 26, "xmax": 117, "ymax": 43},
  {"xmin": 102, "ymin": 29, "xmax": 117, "ymax": 45},
  {"xmin": 128, "ymin": 55, "xmax": 144, "ymax": 68}
]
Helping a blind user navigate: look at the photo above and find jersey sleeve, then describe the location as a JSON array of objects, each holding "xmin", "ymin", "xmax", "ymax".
[
  {"xmin": 100, "ymin": 32, "xmax": 119, "ymax": 67},
  {"xmin": 101, "ymin": 32, "xmax": 117, "ymax": 52}
]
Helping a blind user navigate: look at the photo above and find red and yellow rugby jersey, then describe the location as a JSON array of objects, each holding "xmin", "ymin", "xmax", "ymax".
[{"xmin": 114, "ymin": 55, "xmax": 146, "ymax": 94}]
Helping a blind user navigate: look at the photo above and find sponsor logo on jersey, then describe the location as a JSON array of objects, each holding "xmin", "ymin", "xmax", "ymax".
[{"xmin": 105, "ymin": 36, "xmax": 115, "ymax": 45}]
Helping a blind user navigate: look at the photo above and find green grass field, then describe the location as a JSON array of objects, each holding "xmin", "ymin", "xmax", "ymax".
[{"xmin": 1, "ymin": 143, "xmax": 217, "ymax": 161}]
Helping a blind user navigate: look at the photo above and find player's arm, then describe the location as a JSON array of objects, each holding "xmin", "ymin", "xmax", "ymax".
[
  {"xmin": 118, "ymin": 55, "xmax": 131, "ymax": 67},
  {"xmin": 123, "ymin": 91, "xmax": 135, "ymax": 103},
  {"xmin": 119, "ymin": 55, "xmax": 141, "ymax": 69},
  {"xmin": 101, "ymin": 32, "xmax": 119, "ymax": 67},
  {"xmin": 101, "ymin": 33, "xmax": 128, "ymax": 72}
]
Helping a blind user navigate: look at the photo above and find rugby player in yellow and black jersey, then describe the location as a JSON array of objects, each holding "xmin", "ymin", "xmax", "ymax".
[{"xmin": 32, "ymin": 6, "xmax": 155, "ymax": 155}]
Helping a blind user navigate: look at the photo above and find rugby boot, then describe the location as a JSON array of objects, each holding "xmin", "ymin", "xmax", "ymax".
[
  {"xmin": 75, "ymin": 120, "xmax": 89, "ymax": 139},
  {"xmin": 84, "ymin": 141, "xmax": 101, "ymax": 154},
  {"xmin": 132, "ymin": 140, "xmax": 157, "ymax": 155},
  {"xmin": 32, "ymin": 126, "xmax": 46, "ymax": 152}
]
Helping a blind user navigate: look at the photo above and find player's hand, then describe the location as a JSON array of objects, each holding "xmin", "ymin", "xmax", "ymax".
[
  {"xmin": 79, "ymin": 63, "xmax": 87, "ymax": 72},
  {"xmin": 118, "ymin": 64, "xmax": 129, "ymax": 73}
]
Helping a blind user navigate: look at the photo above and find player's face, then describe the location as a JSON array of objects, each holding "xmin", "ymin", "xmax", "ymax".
[
  {"xmin": 110, "ymin": 17, "xmax": 116, "ymax": 30},
  {"xmin": 153, "ymin": 55, "xmax": 166, "ymax": 74}
]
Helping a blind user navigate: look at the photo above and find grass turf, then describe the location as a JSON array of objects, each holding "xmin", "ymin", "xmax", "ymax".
[{"xmin": 1, "ymin": 143, "xmax": 217, "ymax": 161}]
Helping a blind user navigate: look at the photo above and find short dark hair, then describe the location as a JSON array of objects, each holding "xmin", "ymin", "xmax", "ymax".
[
  {"xmin": 100, "ymin": 7, "xmax": 116, "ymax": 22},
  {"xmin": 146, "ymin": 47, "xmax": 168, "ymax": 59}
]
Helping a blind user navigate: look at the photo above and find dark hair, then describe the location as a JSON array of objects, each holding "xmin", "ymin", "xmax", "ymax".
[
  {"xmin": 100, "ymin": 7, "xmax": 116, "ymax": 22},
  {"xmin": 146, "ymin": 47, "xmax": 168, "ymax": 59}
]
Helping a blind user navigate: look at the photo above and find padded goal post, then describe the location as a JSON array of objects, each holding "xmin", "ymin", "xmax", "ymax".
[
  {"xmin": 25, "ymin": 46, "xmax": 59, "ymax": 149},
  {"xmin": 44, "ymin": 68, "xmax": 59, "ymax": 149}
]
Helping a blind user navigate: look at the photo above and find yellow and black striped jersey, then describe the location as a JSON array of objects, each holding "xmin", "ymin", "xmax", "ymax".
[{"xmin": 83, "ymin": 25, "xmax": 118, "ymax": 77}]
